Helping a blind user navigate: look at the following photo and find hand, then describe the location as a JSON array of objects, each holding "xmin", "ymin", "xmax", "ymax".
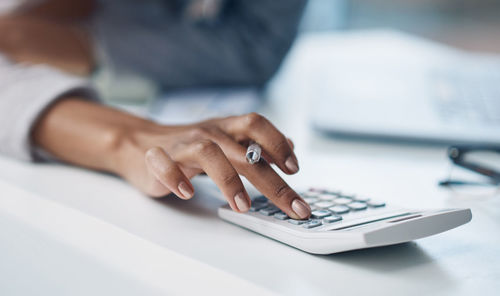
[
  {"xmin": 0, "ymin": 15, "xmax": 94, "ymax": 75},
  {"xmin": 33, "ymin": 99, "xmax": 311, "ymax": 219}
]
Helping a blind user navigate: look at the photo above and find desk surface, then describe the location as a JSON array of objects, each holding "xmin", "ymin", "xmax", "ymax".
[{"xmin": 1, "ymin": 32, "xmax": 500, "ymax": 295}]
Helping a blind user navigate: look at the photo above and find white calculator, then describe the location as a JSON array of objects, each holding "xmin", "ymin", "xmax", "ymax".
[{"xmin": 218, "ymin": 188, "xmax": 472, "ymax": 254}]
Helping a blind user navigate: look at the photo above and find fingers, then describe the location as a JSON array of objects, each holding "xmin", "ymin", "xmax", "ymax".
[
  {"xmin": 145, "ymin": 147, "xmax": 194, "ymax": 199},
  {"xmin": 220, "ymin": 113, "xmax": 299, "ymax": 175},
  {"xmin": 244, "ymin": 162, "xmax": 310, "ymax": 220},
  {"xmin": 175, "ymin": 139, "xmax": 251, "ymax": 213},
  {"xmin": 209, "ymin": 132, "xmax": 310, "ymax": 220}
]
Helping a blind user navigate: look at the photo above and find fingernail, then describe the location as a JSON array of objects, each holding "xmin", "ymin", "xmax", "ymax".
[
  {"xmin": 292, "ymin": 199, "xmax": 310, "ymax": 219},
  {"xmin": 234, "ymin": 192, "xmax": 250, "ymax": 212},
  {"xmin": 178, "ymin": 181, "xmax": 194, "ymax": 199},
  {"xmin": 285, "ymin": 156, "xmax": 299, "ymax": 173}
]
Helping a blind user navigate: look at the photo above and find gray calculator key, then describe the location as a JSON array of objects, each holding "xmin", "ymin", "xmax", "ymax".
[
  {"xmin": 288, "ymin": 219, "xmax": 307, "ymax": 225},
  {"xmin": 253, "ymin": 196, "xmax": 268, "ymax": 203},
  {"xmin": 348, "ymin": 202, "xmax": 368, "ymax": 211},
  {"xmin": 303, "ymin": 197, "xmax": 318, "ymax": 204},
  {"xmin": 318, "ymin": 194, "xmax": 335, "ymax": 201},
  {"xmin": 355, "ymin": 196, "xmax": 371, "ymax": 202},
  {"xmin": 308, "ymin": 188, "xmax": 324, "ymax": 193},
  {"xmin": 303, "ymin": 219, "xmax": 322, "ymax": 229},
  {"xmin": 314, "ymin": 201, "xmax": 334, "ymax": 208},
  {"xmin": 311, "ymin": 210, "xmax": 332, "ymax": 219},
  {"xmin": 340, "ymin": 193, "xmax": 356, "ymax": 199},
  {"xmin": 305, "ymin": 190, "xmax": 321, "ymax": 197},
  {"xmin": 329, "ymin": 205, "xmax": 350, "ymax": 214},
  {"xmin": 323, "ymin": 215, "xmax": 342, "ymax": 223},
  {"xmin": 274, "ymin": 212, "xmax": 289, "ymax": 220},
  {"xmin": 250, "ymin": 203, "xmax": 268, "ymax": 212},
  {"xmin": 367, "ymin": 200, "xmax": 386, "ymax": 208},
  {"xmin": 259, "ymin": 206, "xmax": 280, "ymax": 216},
  {"xmin": 326, "ymin": 190, "xmax": 341, "ymax": 195},
  {"xmin": 333, "ymin": 197, "xmax": 352, "ymax": 204}
]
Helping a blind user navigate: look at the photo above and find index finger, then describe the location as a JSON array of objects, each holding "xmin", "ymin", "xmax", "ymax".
[
  {"xmin": 241, "ymin": 161, "xmax": 311, "ymax": 220},
  {"xmin": 210, "ymin": 132, "xmax": 310, "ymax": 220}
]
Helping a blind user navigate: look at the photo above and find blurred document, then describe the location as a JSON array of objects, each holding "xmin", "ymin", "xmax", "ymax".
[{"xmin": 148, "ymin": 88, "xmax": 262, "ymax": 125}]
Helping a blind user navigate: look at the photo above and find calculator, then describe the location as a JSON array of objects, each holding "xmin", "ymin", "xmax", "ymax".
[{"xmin": 218, "ymin": 188, "xmax": 472, "ymax": 254}]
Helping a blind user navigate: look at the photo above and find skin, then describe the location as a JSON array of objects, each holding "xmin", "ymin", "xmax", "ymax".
[
  {"xmin": 0, "ymin": 1, "xmax": 95, "ymax": 75},
  {"xmin": 1, "ymin": 0, "xmax": 311, "ymax": 219},
  {"xmin": 32, "ymin": 99, "xmax": 311, "ymax": 219}
]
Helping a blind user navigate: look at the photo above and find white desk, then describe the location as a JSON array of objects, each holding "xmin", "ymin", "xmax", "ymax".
[{"xmin": 1, "ymin": 34, "xmax": 499, "ymax": 295}]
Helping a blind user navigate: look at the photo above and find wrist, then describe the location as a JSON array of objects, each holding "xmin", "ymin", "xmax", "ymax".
[
  {"xmin": 111, "ymin": 120, "xmax": 167, "ymax": 177},
  {"xmin": 33, "ymin": 98, "xmax": 162, "ymax": 174}
]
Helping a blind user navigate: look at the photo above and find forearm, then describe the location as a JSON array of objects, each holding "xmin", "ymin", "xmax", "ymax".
[
  {"xmin": 31, "ymin": 98, "xmax": 153, "ymax": 173},
  {"xmin": 31, "ymin": 98, "xmax": 310, "ymax": 219}
]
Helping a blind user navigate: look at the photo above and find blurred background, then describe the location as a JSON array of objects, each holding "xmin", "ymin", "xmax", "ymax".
[{"xmin": 300, "ymin": 0, "xmax": 500, "ymax": 53}]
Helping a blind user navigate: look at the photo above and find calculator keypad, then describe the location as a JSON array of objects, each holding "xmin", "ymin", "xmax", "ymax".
[
  {"xmin": 302, "ymin": 220, "xmax": 322, "ymax": 229},
  {"xmin": 311, "ymin": 210, "xmax": 332, "ymax": 219},
  {"xmin": 288, "ymin": 219, "xmax": 306, "ymax": 225},
  {"xmin": 273, "ymin": 212, "xmax": 289, "ymax": 220},
  {"xmin": 259, "ymin": 206, "xmax": 280, "ymax": 216},
  {"xmin": 347, "ymin": 201, "xmax": 368, "ymax": 211},
  {"xmin": 314, "ymin": 201, "xmax": 334, "ymax": 208},
  {"xmin": 323, "ymin": 215, "xmax": 342, "ymax": 223},
  {"xmin": 253, "ymin": 188, "xmax": 386, "ymax": 231},
  {"xmin": 329, "ymin": 205, "xmax": 350, "ymax": 214}
]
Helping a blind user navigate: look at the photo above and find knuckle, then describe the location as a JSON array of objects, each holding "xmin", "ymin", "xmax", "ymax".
[
  {"xmin": 145, "ymin": 147, "xmax": 162, "ymax": 159},
  {"xmin": 189, "ymin": 126, "xmax": 212, "ymax": 139},
  {"xmin": 191, "ymin": 139, "xmax": 220, "ymax": 156},
  {"xmin": 271, "ymin": 139, "xmax": 289, "ymax": 155},
  {"xmin": 220, "ymin": 173, "xmax": 241, "ymax": 187},
  {"xmin": 162, "ymin": 162, "xmax": 180, "ymax": 177},
  {"xmin": 273, "ymin": 184, "xmax": 295, "ymax": 203},
  {"xmin": 244, "ymin": 112, "xmax": 265, "ymax": 129}
]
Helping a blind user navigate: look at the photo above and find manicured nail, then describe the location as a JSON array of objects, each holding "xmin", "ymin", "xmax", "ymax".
[
  {"xmin": 234, "ymin": 192, "xmax": 250, "ymax": 212},
  {"xmin": 178, "ymin": 181, "xmax": 194, "ymax": 199},
  {"xmin": 292, "ymin": 199, "xmax": 310, "ymax": 219},
  {"xmin": 285, "ymin": 156, "xmax": 299, "ymax": 173}
]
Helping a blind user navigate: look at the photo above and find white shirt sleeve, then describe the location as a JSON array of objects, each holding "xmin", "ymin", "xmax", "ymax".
[{"xmin": 0, "ymin": 55, "xmax": 98, "ymax": 161}]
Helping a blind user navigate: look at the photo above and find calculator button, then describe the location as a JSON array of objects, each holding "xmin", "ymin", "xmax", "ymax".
[
  {"xmin": 314, "ymin": 201, "xmax": 334, "ymax": 208},
  {"xmin": 347, "ymin": 202, "xmax": 368, "ymax": 211},
  {"xmin": 329, "ymin": 205, "xmax": 350, "ymax": 215},
  {"xmin": 323, "ymin": 215, "xmax": 342, "ymax": 223},
  {"xmin": 253, "ymin": 196, "xmax": 268, "ymax": 203},
  {"xmin": 288, "ymin": 219, "xmax": 307, "ymax": 225},
  {"xmin": 333, "ymin": 197, "xmax": 352, "ymax": 204},
  {"xmin": 309, "ymin": 205, "xmax": 320, "ymax": 211},
  {"xmin": 274, "ymin": 212, "xmax": 289, "ymax": 220},
  {"xmin": 302, "ymin": 220, "xmax": 322, "ymax": 229},
  {"xmin": 311, "ymin": 210, "xmax": 332, "ymax": 219},
  {"xmin": 303, "ymin": 191, "xmax": 321, "ymax": 197},
  {"xmin": 326, "ymin": 190, "xmax": 341, "ymax": 195},
  {"xmin": 354, "ymin": 196, "xmax": 371, "ymax": 202},
  {"xmin": 318, "ymin": 194, "xmax": 335, "ymax": 201},
  {"xmin": 340, "ymin": 193, "xmax": 356, "ymax": 199},
  {"xmin": 259, "ymin": 206, "xmax": 280, "ymax": 216},
  {"xmin": 367, "ymin": 200, "xmax": 386, "ymax": 208},
  {"xmin": 303, "ymin": 197, "xmax": 319, "ymax": 204},
  {"xmin": 308, "ymin": 188, "xmax": 324, "ymax": 193},
  {"xmin": 249, "ymin": 203, "xmax": 268, "ymax": 212}
]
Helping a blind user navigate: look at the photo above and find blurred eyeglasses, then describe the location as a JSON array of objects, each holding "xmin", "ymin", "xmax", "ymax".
[{"xmin": 439, "ymin": 145, "xmax": 500, "ymax": 196}]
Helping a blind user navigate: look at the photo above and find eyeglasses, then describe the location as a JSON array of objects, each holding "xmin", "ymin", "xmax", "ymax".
[{"xmin": 439, "ymin": 145, "xmax": 500, "ymax": 196}]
